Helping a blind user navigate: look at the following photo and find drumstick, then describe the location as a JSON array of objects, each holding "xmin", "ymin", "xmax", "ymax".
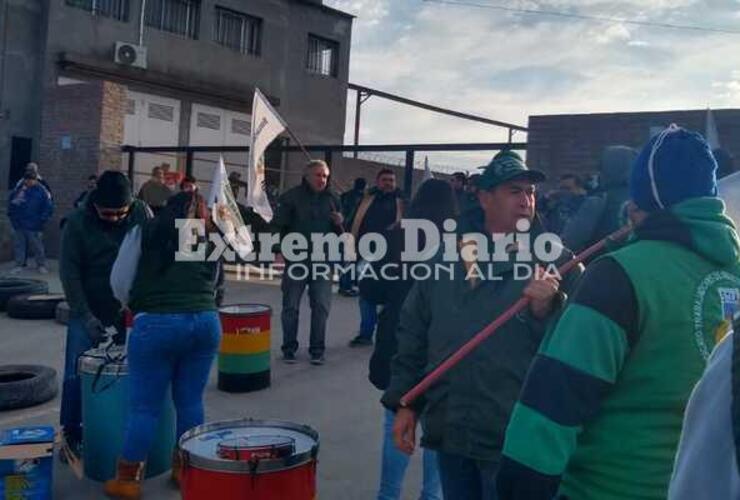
[{"xmin": 399, "ymin": 224, "xmax": 633, "ymax": 408}]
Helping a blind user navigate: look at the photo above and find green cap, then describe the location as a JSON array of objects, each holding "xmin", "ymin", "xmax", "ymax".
[{"xmin": 477, "ymin": 150, "xmax": 546, "ymax": 190}]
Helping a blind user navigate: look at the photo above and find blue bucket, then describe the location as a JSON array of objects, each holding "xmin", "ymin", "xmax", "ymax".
[{"xmin": 79, "ymin": 347, "xmax": 176, "ymax": 481}]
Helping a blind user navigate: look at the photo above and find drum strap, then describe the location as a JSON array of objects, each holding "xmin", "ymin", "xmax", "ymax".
[{"xmin": 89, "ymin": 343, "xmax": 127, "ymax": 394}]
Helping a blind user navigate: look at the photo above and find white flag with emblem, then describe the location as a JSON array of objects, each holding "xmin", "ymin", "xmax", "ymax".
[
  {"xmin": 208, "ymin": 155, "xmax": 253, "ymax": 258},
  {"xmin": 247, "ymin": 88, "xmax": 286, "ymax": 223}
]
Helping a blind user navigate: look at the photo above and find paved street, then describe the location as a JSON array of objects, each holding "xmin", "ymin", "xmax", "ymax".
[{"xmin": 0, "ymin": 262, "xmax": 425, "ymax": 499}]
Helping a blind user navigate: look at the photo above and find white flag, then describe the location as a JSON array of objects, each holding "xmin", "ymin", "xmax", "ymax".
[
  {"xmin": 247, "ymin": 88, "xmax": 286, "ymax": 223},
  {"xmin": 705, "ymin": 108, "xmax": 721, "ymax": 150},
  {"xmin": 208, "ymin": 156, "xmax": 253, "ymax": 258},
  {"xmin": 423, "ymin": 156, "xmax": 434, "ymax": 181}
]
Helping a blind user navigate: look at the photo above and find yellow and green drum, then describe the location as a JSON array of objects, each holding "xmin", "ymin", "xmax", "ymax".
[{"xmin": 218, "ymin": 304, "xmax": 272, "ymax": 392}]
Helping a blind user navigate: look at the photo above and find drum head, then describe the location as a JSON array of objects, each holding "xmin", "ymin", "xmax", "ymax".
[{"xmin": 179, "ymin": 419, "xmax": 318, "ymax": 473}]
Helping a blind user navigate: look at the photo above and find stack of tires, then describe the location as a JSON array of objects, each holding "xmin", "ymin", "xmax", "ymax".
[{"xmin": 0, "ymin": 278, "xmax": 61, "ymax": 411}]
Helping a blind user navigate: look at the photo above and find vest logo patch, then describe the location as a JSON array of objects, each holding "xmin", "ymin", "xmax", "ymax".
[
  {"xmin": 718, "ymin": 288, "xmax": 740, "ymax": 320},
  {"xmin": 693, "ymin": 273, "xmax": 740, "ymax": 361}
]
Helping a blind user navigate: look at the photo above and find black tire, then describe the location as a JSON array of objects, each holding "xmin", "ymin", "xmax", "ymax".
[
  {"xmin": 55, "ymin": 301, "xmax": 71, "ymax": 325},
  {"xmin": 0, "ymin": 365, "xmax": 58, "ymax": 411},
  {"xmin": 7, "ymin": 294, "xmax": 66, "ymax": 320},
  {"xmin": 0, "ymin": 278, "xmax": 49, "ymax": 311}
]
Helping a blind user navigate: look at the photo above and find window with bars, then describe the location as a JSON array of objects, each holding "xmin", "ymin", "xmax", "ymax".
[
  {"xmin": 65, "ymin": 0, "xmax": 129, "ymax": 21},
  {"xmin": 213, "ymin": 7, "xmax": 262, "ymax": 56},
  {"xmin": 306, "ymin": 34, "xmax": 339, "ymax": 77},
  {"xmin": 145, "ymin": 0, "xmax": 200, "ymax": 39}
]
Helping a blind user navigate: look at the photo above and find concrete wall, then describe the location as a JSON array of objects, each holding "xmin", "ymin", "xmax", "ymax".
[
  {"xmin": 527, "ymin": 109, "xmax": 740, "ymax": 185},
  {"xmin": 43, "ymin": 0, "xmax": 352, "ymax": 143},
  {"xmin": 0, "ymin": 0, "xmax": 47, "ymax": 259}
]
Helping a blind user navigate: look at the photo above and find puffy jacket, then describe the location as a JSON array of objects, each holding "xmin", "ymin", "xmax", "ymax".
[
  {"xmin": 60, "ymin": 199, "xmax": 150, "ymax": 325},
  {"xmin": 8, "ymin": 183, "xmax": 53, "ymax": 231}
]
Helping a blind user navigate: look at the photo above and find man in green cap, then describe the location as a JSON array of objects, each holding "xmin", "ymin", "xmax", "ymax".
[{"xmin": 382, "ymin": 150, "xmax": 582, "ymax": 500}]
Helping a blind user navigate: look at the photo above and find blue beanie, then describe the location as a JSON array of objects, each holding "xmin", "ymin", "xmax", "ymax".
[{"xmin": 630, "ymin": 125, "xmax": 718, "ymax": 212}]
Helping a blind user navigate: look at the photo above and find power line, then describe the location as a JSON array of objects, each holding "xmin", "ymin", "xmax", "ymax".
[{"xmin": 422, "ymin": 0, "xmax": 740, "ymax": 36}]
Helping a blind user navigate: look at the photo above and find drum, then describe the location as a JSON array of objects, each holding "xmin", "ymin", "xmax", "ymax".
[
  {"xmin": 179, "ymin": 419, "xmax": 319, "ymax": 500},
  {"xmin": 218, "ymin": 305, "xmax": 272, "ymax": 392},
  {"xmin": 78, "ymin": 346, "xmax": 176, "ymax": 481}
]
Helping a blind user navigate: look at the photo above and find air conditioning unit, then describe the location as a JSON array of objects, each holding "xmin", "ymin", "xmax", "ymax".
[{"xmin": 114, "ymin": 42, "xmax": 147, "ymax": 69}]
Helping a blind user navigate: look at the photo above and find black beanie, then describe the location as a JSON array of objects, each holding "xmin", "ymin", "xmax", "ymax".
[{"xmin": 91, "ymin": 171, "xmax": 132, "ymax": 208}]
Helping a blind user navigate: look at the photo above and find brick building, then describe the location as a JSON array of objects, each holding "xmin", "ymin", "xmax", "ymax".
[
  {"xmin": 527, "ymin": 109, "xmax": 740, "ymax": 185},
  {"xmin": 1, "ymin": 0, "xmax": 353, "ymax": 257}
]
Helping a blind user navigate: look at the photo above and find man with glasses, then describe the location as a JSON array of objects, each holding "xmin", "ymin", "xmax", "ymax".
[{"xmin": 59, "ymin": 170, "xmax": 151, "ymax": 457}]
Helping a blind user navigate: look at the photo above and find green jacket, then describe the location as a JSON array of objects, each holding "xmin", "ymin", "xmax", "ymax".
[
  {"xmin": 382, "ymin": 224, "xmax": 580, "ymax": 462},
  {"xmin": 59, "ymin": 199, "xmax": 150, "ymax": 325},
  {"xmin": 272, "ymin": 180, "xmax": 342, "ymax": 240},
  {"xmin": 498, "ymin": 197, "xmax": 740, "ymax": 500}
]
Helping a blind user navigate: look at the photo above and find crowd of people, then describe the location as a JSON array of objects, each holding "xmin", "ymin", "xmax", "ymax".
[{"xmin": 11, "ymin": 123, "xmax": 740, "ymax": 499}]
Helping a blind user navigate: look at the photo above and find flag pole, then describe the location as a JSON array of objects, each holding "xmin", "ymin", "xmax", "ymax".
[{"xmin": 284, "ymin": 125, "xmax": 314, "ymax": 163}]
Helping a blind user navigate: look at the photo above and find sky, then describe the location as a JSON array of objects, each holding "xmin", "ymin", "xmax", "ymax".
[{"xmin": 323, "ymin": 0, "xmax": 740, "ymax": 170}]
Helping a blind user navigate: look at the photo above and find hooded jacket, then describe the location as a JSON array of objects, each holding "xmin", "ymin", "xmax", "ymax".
[
  {"xmin": 561, "ymin": 146, "xmax": 637, "ymax": 252},
  {"xmin": 498, "ymin": 197, "xmax": 740, "ymax": 500}
]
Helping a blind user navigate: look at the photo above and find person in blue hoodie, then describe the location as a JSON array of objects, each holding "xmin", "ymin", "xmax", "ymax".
[{"xmin": 8, "ymin": 171, "xmax": 53, "ymax": 274}]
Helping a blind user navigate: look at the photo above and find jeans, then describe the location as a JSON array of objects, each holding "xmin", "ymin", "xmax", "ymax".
[
  {"xmin": 13, "ymin": 228, "xmax": 45, "ymax": 267},
  {"xmin": 60, "ymin": 317, "xmax": 94, "ymax": 440},
  {"xmin": 378, "ymin": 409, "xmax": 442, "ymax": 500},
  {"xmin": 281, "ymin": 272, "xmax": 332, "ymax": 356},
  {"xmin": 121, "ymin": 311, "xmax": 220, "ymax": 462},
  {"xmin": 438, "ymin": 451, "xmax": 499, "ymax": 500},
  {"xmin": 359, "ymin": 297, "xmax": 378, "ymax": 339}
]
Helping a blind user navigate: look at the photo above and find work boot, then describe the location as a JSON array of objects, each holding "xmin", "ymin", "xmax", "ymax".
[
  {"xmin": 103, "ymin": 459, "xmax": 145, "ymax": 499},
  {"xmin": 170, "ymin": 449, "xmax": 182, "ymax": 487}
]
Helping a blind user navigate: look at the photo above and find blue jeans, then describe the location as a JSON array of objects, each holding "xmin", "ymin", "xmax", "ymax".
[
  {"xmin": 60, "ymin": 317, "xmax": 94, "ymax": 439},
  {"xmin": 339, "ymin": 263, "xmax": 355, "ymax": 292},
  {"xmin": 378, "ymin": 409, "xmax": 442, "ymax": 500},
  {"xmin": 13, "ymin": 228, "xmax": 45, "ymax": 267},
  {"xmin": 359, "ymin": 297, "xmax": 378, "ymax": 339},
  {"xmin": 438, "ymin": 451, "xmax": 499, "ymax": 500},
  {"xmin": 121, "ymin": 311, "xmax": 220, "ymax": 462}
]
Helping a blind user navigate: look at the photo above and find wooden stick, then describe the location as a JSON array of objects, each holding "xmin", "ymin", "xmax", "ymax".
[{"xmin": 399, "ymin": 224, "xmax": 633, "ymax": 408}]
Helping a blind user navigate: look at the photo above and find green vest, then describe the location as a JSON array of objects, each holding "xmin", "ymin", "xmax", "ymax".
[{"xmin": 562, "ymin": 240, "xmax": 740, "ymax": 500}]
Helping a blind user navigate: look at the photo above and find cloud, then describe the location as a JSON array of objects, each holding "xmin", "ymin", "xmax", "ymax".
[{"xmin": 325, "ymin": 0, "xmax": 740, "ymax": 168}]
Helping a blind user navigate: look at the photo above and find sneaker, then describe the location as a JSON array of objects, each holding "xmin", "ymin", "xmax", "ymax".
[
  {"xmin": 338, "ymin": 289, "xmax": 359, "ymax": 297},
  {"xmin": 348, "ymin": 335, "xmax": 373, "ymax": 347},
  {"xmin": 309, "ymin": 354, "xmax": 325, "ymax": 366},
  {"xmin": 37, "ymin": 266, "xmax": 49, "ymax": 275},
  {"xmin": 8, "ymin": 266, "xmax": 23, "ymax": 275},
  {"xmin": 282, "ymin": 352, "xmax": 297, "ymax": 364}
]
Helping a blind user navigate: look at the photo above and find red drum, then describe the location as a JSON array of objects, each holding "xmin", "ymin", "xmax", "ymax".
[{"xmin": 180, "ymin": 419, "xmax": 319, "ymax": 500}]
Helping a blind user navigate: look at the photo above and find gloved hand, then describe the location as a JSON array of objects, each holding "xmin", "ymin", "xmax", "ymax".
[
  {"xmin": 83, "ymin": 314, "xmax": 107, "ymax": 348},
  {"xmin": 111, "ymin": 323, "xmax": 127, "ymax": 346}
]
